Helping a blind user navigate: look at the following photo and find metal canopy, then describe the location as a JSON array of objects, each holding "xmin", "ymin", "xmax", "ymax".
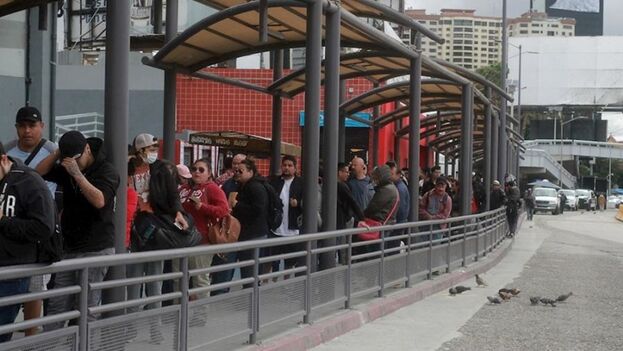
[
  {"xmin": 0, "ymin": 0, "xmax": 55, "ymax": 17},
  {"xmin": 340, "ymin": 79, "xmax": 487, "ymax": 117},
  {"xmin": 194, "ymin": 0, "xmax": 445, "ymax": 44},
  {"xmin": 145, "ymin": 0, "xmax": 419, "ymax": 74}
]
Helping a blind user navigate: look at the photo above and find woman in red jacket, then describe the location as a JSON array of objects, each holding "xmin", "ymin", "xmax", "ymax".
[{"xmin": 177, "ymin": 158, "xmax": 229, "ymax": 296}]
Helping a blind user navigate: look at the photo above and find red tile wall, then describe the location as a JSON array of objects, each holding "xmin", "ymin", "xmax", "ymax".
[{"xmin": 176, "ymin": 68, "xmax": 373, "ymax": 174}]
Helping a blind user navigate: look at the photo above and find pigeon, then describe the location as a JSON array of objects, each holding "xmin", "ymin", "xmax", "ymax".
[
  {"xmin": 487, "ymin": 296, "xmax": 502, "ymax": 304},
  {"xmin": 556, "ymin": 292, "xmax": 573, "ymax": 302},
  {"xmin": 498, "ymin": 291, "xmax": 512, "ymax": 301},
  {"xmin": 509, "ymin": 288, "xmax": 521, "ymax": 296},
  {"xmin": 498, "ymin": 288, "xmax": 512, "ymax": 294},
  {"xmin": 540, "ymin": 298, "xmax": 557, "ymax": 307},
  {"xmin": 455, "ymin": 286, "xmax": 471, "ymax": 294},
  {"xmin": 449, "ymin": 287, "xmax": 458, "ymax": 296},
  {"xmin": 529, "ymin": 296, "xmax": 541, "ymax": 305},
  {"xmin": 475, "ymin": 274, "xmax": 488, "ymax": 287}
]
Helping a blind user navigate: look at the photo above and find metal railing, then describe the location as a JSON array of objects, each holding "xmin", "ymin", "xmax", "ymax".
[
  {"xmin": 54, "ymin": 113, "xmax": 105, "ymax": 142},
  {"xmin": 0, "ymin": 208, "xmax": 508, "ymax": 351}
]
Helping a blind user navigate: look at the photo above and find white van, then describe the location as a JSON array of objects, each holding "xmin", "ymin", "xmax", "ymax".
[{"xmin": 534, "ymin": 187, "xmax": 561, "ymax": 215}]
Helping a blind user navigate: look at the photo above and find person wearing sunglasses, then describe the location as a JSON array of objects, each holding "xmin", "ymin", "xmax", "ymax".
[{"xmin": 177, "ymin": 158, "xmax": 229, "ymax": 297}]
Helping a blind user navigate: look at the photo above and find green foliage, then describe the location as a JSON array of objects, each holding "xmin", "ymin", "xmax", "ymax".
[{"xmin": 476, "ymin": 62, "xmax": 503, "ymax": 89}]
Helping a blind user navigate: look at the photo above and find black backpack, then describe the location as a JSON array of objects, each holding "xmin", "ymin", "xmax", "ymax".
[
  {"xmin": 262, "ymin": 181, "xmax": 283, "ymax": 231},
  {"xmin": 37, "ymin": 204, "xmax": 64, "ymax": 263}
]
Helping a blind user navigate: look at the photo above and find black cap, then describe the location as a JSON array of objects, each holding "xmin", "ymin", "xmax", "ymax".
[
  {"xmin": 16, "ymin": 106, "xmax": 42, "ymax": 123},
  {"xmin": 59, "ymin": 131, "xmax": 87, "ymax": 159}
]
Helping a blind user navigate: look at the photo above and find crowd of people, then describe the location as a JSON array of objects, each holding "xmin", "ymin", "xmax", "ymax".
[{"xmin": 0, "ymin": 105, "xmax": 523, "ymax": 343}]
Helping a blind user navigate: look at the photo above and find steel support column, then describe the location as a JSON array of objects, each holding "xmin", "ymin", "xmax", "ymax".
[
  {"xmin": 498, "ymin": 0, "xmax": 508, "ymax": 180},
  {"xmin": 319, "ymin": 4, "xmax": 340, "ymax": 270},
  {"xmin": 460, "ymin": 84, "xmax": 474, "ymax": 216},
  {"xmin": 435, "ymin": 111, "xmax": 441, "ymax": 167},
  {"xmin": 339, "ymin": 80, "xmax": 346, "ymax": 163},
  {"xmin": 408, "ymin": 33, "xmax": 422, "ymax": 222},
  {"xmin": 270, "ymin": 50, "xmax": 284, "ymax": 177},
  {"xmin": 103, "ymin": 0, "xmax": 129, "ymax": 310},
  {"xmin": 163, "ymin": 0, "xmax": 178, "ymax": 161},
  {"xmin": 153, "ymin": 0, "xmax": 163, "ymax": 34},
  {"xmin": 393, "ymin": 101, "xmax": 402, "ymax": 165},
  {"xmin": 484, "ymin": 87, "xmax": 493, "ymax": 211},
  {"xmin": 371, "ymin": 83, "xmax": 380, "ymax": 168},
  {"xmin": 491, "ymin": 113, "xmax": 499, "ymax": 183},
  {"xmin": 302, "ymin": 0, "xmax": 322, "ymax": 239}
]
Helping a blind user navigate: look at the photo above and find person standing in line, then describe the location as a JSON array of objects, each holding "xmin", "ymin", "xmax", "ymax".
[
  {"xmin": 4, "ymin": 106, "xmax": 59, "ymax": 337},
  {"xmin": 176, "ymin": 164, "xmax": 192, "ymax": 188},
  {"xmin": 211, "ymin": 153, "xmax": 246, "ymax": 295},
  {"xmin": 231, "ymin": 159, "xmax": 271, "ymax": 286},
  {"xmin": 386, "ymin": 161, "xmax": 409, "ymax": 252},
  {"xmin": 0, "ymin": 142, "xmax": 55, "ymax": 342},
  {"xmin": 421, "ymin": 165, "xmax": 442, "ymax": 196},
  {"xmin": 215, "ymin": 156, "xmax": 235, "ymax": 186},
  {"xmin": 490, "ymin": 180, "xmax": 506, "ymax": 210},
  {"xmin": 177, "ymin": 158, "xmax": 229, "ymax": 296},
  {"xmin": 36, "ymin": 131, "xmax": 120, "ymax": 330},
  {"xmin": 347, "ymin": 157, "xmax": 374, "ymax": 215},
  {"xmin": 524, "ymin": 188, "xmax": 535, "ymax": 221},
  {"xmin": 269, "ymin": 156, "xmax": 304, "ymax": 276}
]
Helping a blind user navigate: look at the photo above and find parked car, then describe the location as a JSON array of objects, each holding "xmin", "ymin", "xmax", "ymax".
[
  {"xmin": 534, "ymin": 187, "xmax": 561, "ymax": 215},
  {"xmin": 607, "ymin": 195, "xmax": 622, "ymax": 209},
  {"xmin": 559, "ymin": 189, "xmax": 578, "ymax": 211},
  {"xmin": 575, "ymin": 189, "xmax": 596, "ymax": 210}
]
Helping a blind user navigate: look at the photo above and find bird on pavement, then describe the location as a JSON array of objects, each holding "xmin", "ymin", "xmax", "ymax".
[
  {"xmin": 449, "ymin": 287, "xmax": 458, "ymax": 296},
  {"xmin": 556, "ymin": 292, "xmax": 573, "ymax": 302},
  {"xmin": 529, "ymin": 296, "xmax": 541, "ymax": 305},
  {"xmin": 455, "ymin": 286, "xmax": 471, "ymax": 294},
  {"xmin": 498, "ymin": 291, "xmax": 512, "ymax": 301},
  {"xmin": 540, "ymin": 298, "xmax": 557, "ymax": 307},
  {"xmin": 475, "ymin": 274, "xmax": 488, "ymax": 287},
  {"xmin": 499, "ymin": 288, "xmax": 512, "ymax": 294},
  {"xmin": 509, "ymin": 288, "xmax": 521, "ymax": 296},
  {"xmin": 487, "ymin": 296, "xmax": 502, "ymax": 304}
]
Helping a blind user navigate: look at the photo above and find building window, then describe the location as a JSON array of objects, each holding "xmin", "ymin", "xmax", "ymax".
[
  {"xmin": 453, "ymin": 46, "xmax": 463, "ymax": 50},
  {"xmin": 563, "ymin": 25, "xmax": 573, "ymax": 30},
  {"xmin": 520, "ymin": 30, "xmax": 528, "ymax": 34},
  {"xmin": 453, "ymin": 58, "xmax": 462, "ymax": 63},
  {"xmin": 548, "ymin": 31, "xmax": 555, "ymax": 36},
  {"xmin": 464, "ymin": 58, "xmax": 472, "ymax": 63},
  {"xmin": 464, "ymin": 28, "xmax": 473, "ymax": 32},
  {"xmin": 453, "ymin": 27, "xmax": 464, "ymax": 32},
  {"xmin": 520, "ymin": 23, "xmax": 528, "ymax": 27},
  {"xmin": 454, "ymin": 19, "xmax": 473, "ymax": 26},
  {"xmin": 430, "ymin": 21, "xmax": 437, "ymax": 25}
]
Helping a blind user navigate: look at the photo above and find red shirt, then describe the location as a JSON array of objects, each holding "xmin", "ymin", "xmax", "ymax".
[
  {"xmin": 180, "ymin": 181, "xmax": 229, "ymax": 244},
  {"xmin": 126, "ymin": 187, "xmax": 139, "ymax": 248}
]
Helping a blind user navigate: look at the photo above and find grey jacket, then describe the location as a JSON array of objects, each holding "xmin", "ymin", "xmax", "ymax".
[{"xmin": 364, "ymin": 166, "xmax": 398, "ymax": 224}]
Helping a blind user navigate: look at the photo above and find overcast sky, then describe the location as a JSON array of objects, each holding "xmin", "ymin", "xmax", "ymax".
[{"xmin": 407, "ymin": 0, "xmax": 623, "ymax": 35}]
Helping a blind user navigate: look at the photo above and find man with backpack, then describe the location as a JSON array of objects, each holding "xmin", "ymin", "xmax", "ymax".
[
  {"xmin": 0, "ymin": 141, "xmax": 56, "ymax": 342},
  {"xmin": 4, "ymin": 106, "xmax": 58, "ymax": 336}
]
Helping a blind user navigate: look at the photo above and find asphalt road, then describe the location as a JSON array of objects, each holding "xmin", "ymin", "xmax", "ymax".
[{"xmin": 312, "ymin": 210, "xmax": 623, "ymax": 351}]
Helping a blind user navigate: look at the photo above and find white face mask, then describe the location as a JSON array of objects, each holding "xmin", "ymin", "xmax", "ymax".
[{"xmin": 144, "ymin": 152, "xmax": 158, "ymax": 164}]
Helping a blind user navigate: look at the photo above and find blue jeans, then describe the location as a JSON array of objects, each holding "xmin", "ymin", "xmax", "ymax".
[{"xmin": 0, "ymin": 278, "xmax": 30, "ymax": 342}]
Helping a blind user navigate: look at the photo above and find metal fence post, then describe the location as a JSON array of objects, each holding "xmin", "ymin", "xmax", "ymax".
[
  {"xmin": 474, "ymin": 218, "xmax": 480, "ymax": 262},
  {"xmin": 304, "ymin": 240, "xmax": 312, "ymax": 324},
  {"xmin": 446, "ymin": 224, "xmax": 451, "ymax": 273},
  {"xmin": 345, "ymin": 235, "xmax": 352, "ymax": 309},
  {"xmin": 462, "ymin": 219, "xmax": 467, "ymax": 267},
  {"xmin": 405, "ymin": 227, "xmax": 412, "ymax": 288},
  {"xmin": 427, "ymin": 225, "xmax": 433, "ymax": 280},
  {"xmin": 180, "ymin": 257, "xmax": 189, "ymax": 351},
  {"xmin": 250, "ymin": 248, "xmax": 260, "ymax": 345},
  {"xmin": 79, "ymin": 268, "xmax": 89, "ymax": 351},
  {"xmin": 378, "ymin": 231, "xmax": 386, "ymax": 297}
]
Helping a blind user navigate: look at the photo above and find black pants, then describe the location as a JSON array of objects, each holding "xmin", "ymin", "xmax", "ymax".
[{"xmin": 506, "ymin": 207, "xmax": 518, "ymax": 234}]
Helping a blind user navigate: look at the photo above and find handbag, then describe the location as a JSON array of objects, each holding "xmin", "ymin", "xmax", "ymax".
[
  {"xmin": 131, "ymin": 211, "xmax": 202, "ymax": 251},
  {"xmin": 357, "ymin": 190, "xmax": 400, "ymax": 241},
  {"xmin": 208, "ymin": 214, "xmax": 241, "ymax": 244}
]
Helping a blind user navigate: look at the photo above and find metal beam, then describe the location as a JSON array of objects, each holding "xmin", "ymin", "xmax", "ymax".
[
  {"xmin": 163, "ymin": 0, "xmax": 179, "ymax": 161},
  {"xmin": 153, "ymin": 0, "xmax": 163, "ymax": 34},
  {"xmin": 338, "ymin": 79, "xmax": 346, "ymax": 163},
  {"xmin": 319, "ymin": 4, "xmax": 340, "ymax": 270},
  {"xmin": 460, "ymin": 84, "xmax": 474, "ymax": 216},
  {"xmin": 408, "ymin": 33, "xmax": 422, "ymax": 222},
  {"xmin": 103, "ymin": 0, "xmax": 129, "ymax": 317},
  {"xmin": 270, "ymin": 50, "xmax": 284, "ymax": 177},
  {"xmin": 484, "ymin": 87, "xmax": 492, "ymax": 211},
  {"xmin": 498, "ymin": 0, "xmax": 508, "ymax": 180}
]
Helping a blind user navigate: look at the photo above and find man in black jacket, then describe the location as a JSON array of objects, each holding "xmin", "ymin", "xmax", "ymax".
[
  {"xmin": 36, "ymin": 131, "xmax": 120, "ymax": 330},
  {"xmin": 269, "ymin": 155, "xmax": 303, "ymax": 272},
  {"xmin": 0, "ymin": 142, "xmax": 55, "ymax": 342},
  {"xmin": 490, "ymin": 180, "xmax": 506, "ymax": 210}
]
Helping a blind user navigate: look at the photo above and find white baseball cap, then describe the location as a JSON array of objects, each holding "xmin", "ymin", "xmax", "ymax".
[{"xmin": 134, "ymin": 133, "xmax": 158, "ymax": 150}]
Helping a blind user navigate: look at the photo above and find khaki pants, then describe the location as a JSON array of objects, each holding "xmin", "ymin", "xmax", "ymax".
[{"xmin": 172, "ymin": 254, "xmax": 214, "ymax": 299}]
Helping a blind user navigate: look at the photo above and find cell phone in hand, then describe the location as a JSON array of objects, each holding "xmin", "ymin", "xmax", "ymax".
[{"xmin": 174, "ymin": 221, "xmax": 184, "ymax": 230}]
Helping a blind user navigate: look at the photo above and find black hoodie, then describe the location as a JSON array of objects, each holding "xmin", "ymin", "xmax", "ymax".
[
  {"xmin": 44, "ymin": 138, "xmax": 120, "ymax": 253},
  {"xmin": 0, "ymin": 158, "xmax": 55, "ymax": 266}
]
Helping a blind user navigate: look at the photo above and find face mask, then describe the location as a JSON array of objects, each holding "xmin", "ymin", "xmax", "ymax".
[{"xmin": 144, "ymin": 152, "xmax": 158, "ymax": 164}]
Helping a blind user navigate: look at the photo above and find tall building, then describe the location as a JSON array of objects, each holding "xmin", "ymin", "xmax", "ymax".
[
  {"xmin": 404, "ymin": 9, "xmax": 502, "ymax": 70},
  {"xmin": 509, "ymin": 11, "xmax": 575, "ymax": 37},
  {"xmin": 533, "ymin": 0, "xmax": 604, "ymax": 36}
]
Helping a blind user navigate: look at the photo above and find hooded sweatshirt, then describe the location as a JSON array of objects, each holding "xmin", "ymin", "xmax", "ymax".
[
  {"xmin": 364, "ymin": 165, "xmax": 399, "ymax": 224},
  {"xmin": 0, "ymin": 158, "xmax": 55, "ymax": 266},
  {"xmin": 180, "ymin": 181, "xmax": 229, "ymax": 244},
  {"xmin": 43, "ymin": 138, "xmax": 120, "ymax": 253}
]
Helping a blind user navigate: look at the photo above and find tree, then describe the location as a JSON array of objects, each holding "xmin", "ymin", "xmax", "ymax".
[{"xmin": 476, "ymin": 62, "xmax": 503, "ymax": 89}]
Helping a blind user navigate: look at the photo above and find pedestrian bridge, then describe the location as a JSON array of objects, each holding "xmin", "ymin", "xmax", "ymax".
[
  {"xmin": 519, "ymin": 147, "xmax": 576, "ymax": 189},
  {"xmin": 523, "ymin": 139, "xmax": 623, "ymax": 161}
]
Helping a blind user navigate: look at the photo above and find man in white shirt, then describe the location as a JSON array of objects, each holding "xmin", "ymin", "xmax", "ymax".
[{"xmin": 269, "ymin": 156, "xmax": 304, "ymax": 273}]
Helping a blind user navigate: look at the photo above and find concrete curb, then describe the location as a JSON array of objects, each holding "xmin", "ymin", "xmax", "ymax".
[{"xmin": 254, "ymin": 233, "xmax": 517, "ymax": 351}]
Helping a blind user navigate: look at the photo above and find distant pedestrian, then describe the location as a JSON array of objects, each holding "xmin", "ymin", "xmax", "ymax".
[
  {"xmin": 504, "ymin": 175, "xmax": 521, "ymax": 237},
  {"xmin": 524, "ymin": 188, "xmax": 535, "ymax": 221},
  {"xmin": 598, "ymin": 193, "xmax": 606, "ymax": 211},
  {"xmin": 386, "ymin": 161, "xmax": 410, "ymax": 252}
]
